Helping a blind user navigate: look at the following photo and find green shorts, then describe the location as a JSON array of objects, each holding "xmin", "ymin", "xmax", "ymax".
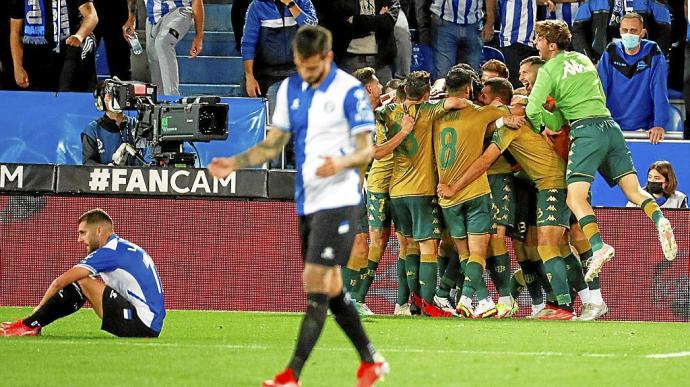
[
  {"xmin": 536, "ymin": 188, "xmax": 570, "ymax": 228},
  {"xmin": 488, "ymin": 173, "xmax": 516, "ymax": 227},
  {"xmin": 390, "ymin": 196, "xmax": 442, "ymax": 241},
  {"xmin": 441, "ymin": 194, "xmax": 494, "ymax": 239},
  {"xmin": 510, "ymin": 177, "xmax": 537, "ymax": 241},
  {"xmin": 567, "ymin": 117, "xmax": 636, "ymax": 186},
  {"xmin": 366, "ymin": 191, "xmax": 392, "ymax": 230},
  {"xmin": 357, "ymin": 195, "xmax": 369, "ymax": 233}
]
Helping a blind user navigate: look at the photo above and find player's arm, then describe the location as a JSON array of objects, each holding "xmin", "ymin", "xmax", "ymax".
[
  {"xmin": 316, "ymin": 130, "xmax": 374, "ymax": 177},
  {"xmin": 208, "ymin": 128, "xmax": 291, "ymax": 178},
  {"xmin": 437, "ymin": 144, "xmax": 502, "ymax": 198},
  {"xmin": 373, "ymin": 114, "xmax": 414, "ymax": 160},
  {"xmin": 34, "ymin": 266, "xmax": 92, "ymax": 312},
  {"xmin": 10, "ymin": 18, "xmax": 28, "ymax": 88},
  {"xmin": 526, "ymin": 69, "xmax": 560, "ymax": 132},
  {"xmin": 443, "ymin": 97, "xmax": 472, "ymax": 111},
  {"xmin": 189, "ymin": 0, "xmax": 205, "ymax": 57}
]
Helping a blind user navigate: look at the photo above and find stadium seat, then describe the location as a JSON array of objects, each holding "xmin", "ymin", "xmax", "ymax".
[
  {"xmin": 666, "ymin": 105, "xmax": 684, "ymax": 132},
  {"xmin": 481, "ymin": 46, "xmax": 505, "ymax": 65}
]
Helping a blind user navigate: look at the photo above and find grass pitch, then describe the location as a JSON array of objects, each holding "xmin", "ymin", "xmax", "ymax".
[{"xmin": 1, "ymin": 307, "xmax": 689, "ymax": 386}]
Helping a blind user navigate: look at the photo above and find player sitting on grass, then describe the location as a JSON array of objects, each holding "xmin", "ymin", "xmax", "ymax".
[{"xmin": 1, "ymin": 209, "xmax": 165, "ymax": 338}]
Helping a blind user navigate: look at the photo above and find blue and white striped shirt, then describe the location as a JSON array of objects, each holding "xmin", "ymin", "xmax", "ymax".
[
  {"xmin": 431, "ymin": 0, "xmax": 485, "ymax": 25},
  {"xmin": 146, "ymin": 0, "xmax": 193, "ymax": 25},
  {"xmin": 499, "ymin": 0, "xmax": 536, "ymax": 47},
  {"xmin": 545, "ymin": 2, "xmax": 581, "ymax": 28}
]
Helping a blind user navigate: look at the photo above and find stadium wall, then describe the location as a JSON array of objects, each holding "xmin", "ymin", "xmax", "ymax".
[{"xmin": 0, "ymin": 194, "xmax": 688, "ymax": 322}]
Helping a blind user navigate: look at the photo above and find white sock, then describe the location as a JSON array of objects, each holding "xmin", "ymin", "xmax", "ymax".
[
  {"xmin": 459, "ymin": 295, "xmax": 472, "ymax": 308},
  {"xmin": 589, "ymin": 289, "xmax": 604, "ymax": 305},
  {"xmin": 577, "ymin": 288, "xmax": 591, "ymax": 305},
  {"xmin": 498, "ymin": 296, "xmax": 512, "ymax": 305},
  {"xmin": 479, "ymin": 297, "xmax": 496, "ymax": 308}
]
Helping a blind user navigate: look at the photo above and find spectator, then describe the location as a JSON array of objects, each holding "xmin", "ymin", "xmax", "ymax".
[
  {"xmin": 572, "ymin": 0, "xmax": 671, "ymax": 63},
  {"xmin": 684, "ymin": 0, "xmax": 690, "ymax": 140},
  {"xmin": 543, "ymin": 0, "xmax": 582, "ymax": 28},
  {"xmin": 123, "ymin": 0, "xmax": 205, "ymax": 96},
  {"xmin": 9, "ymin": 0, "xmax": 99, "ymax": 92},
  {"xmin": 93, "ymin": 0, "xmax": 131, "ymax": 80},
  {"xmin": 480, "ymin": 58, "xmax": 509, "ymax": 83},
  {"xmin": 392, "ymin": 6, "xmax": 411, "ymax": 79},
  {"xmin": 242, "ymin": 0, "xmax": 317, "ymax": 105},
  {"xmin": 82, "ymin": 79, "xmax": 143, "ymax": 166},
  {"xmin": 1, "ymin": 1, "xmax": 13, "ymax": 89},
  {"xmin": 231, "ymin": 0, "xmax": 252, "ymax": 53},
  {"xmin": 336, "ymin": 0, "xmax": 400, "ymax": 86},
  {"xmin": 597, "ymin": 13, "xmax": 669, "ymax": 144},
  {"xmin": 627, "ymin": 161, "xmax": 688, "ymax": 208},
  {"xmin": 430, "ymin": 0, "xmax": 496, "ymax": 78},
  {"xmin": 498, "ymin": 0, "xmax": 539, "ymax": 87}
]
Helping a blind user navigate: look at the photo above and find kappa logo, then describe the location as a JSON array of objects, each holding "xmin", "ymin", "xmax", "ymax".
[
  {"xmin": 562, "ymin": 59, "xmax": 586, "ymax": 79},
  {"xmin": 321, "ymin": 247, "xmax": 335, "ymax": 260},
  {"xmin": 547, "ymin": 205, "xmax": 557, "ymax": 211},
  {"xmin": 547, "ymin": 196, "xmax": 558, "ymax": 202},
  {"xmin": 546, "ymin": 215, "xmax": 557, "ymax": 221}
]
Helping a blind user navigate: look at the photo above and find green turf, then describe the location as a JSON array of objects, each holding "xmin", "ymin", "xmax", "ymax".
[{"xmin": 1, "ymin": 307, "xmax": 689, "ymax": 386}]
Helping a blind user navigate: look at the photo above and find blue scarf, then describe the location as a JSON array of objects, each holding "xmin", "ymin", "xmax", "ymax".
[{"xmin": 23, "ymin": 0, "xmax": 70, "ymax": 51}]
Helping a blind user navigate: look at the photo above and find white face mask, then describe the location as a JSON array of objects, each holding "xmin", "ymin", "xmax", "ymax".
[{"xmin": 620, "ymin": 33, "xmax": 641, "ymax": 50}]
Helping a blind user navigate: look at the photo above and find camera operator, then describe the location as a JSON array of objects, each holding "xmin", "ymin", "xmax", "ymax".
[{"xmin": 82, "ymin": 79, "xmax": 146, "ymax": 166}]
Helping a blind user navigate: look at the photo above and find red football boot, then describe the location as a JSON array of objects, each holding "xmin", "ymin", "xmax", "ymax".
[
  {"xmin": 537, "ymin": 308, "xmax": 575, "ymax": 321},
  {"xmin": 262, "ymin": 368, "xmax": 300, "ymax": 387},
  {"xmin": 356, "ymin": 358, "xmax": 390, "ymax": 387},
  {"xmin": 0, "ymin": 320, "xmax": 41, "ymax": 336},
  {"xmin": 421, "ymin": 300, "xmax": 454, "ymax": 318}
]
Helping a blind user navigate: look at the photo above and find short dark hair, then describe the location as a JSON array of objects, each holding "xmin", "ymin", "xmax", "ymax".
[
  {"xmin": 534, "ymin": 20, "xmax": 571, "ymax": 50},
  {"xmin": 520, "ymin": 56, "xmax": 545, "ymax": 68},
  {"xmin": 404, "ymin": 71, "xmax": 431, "ymax": 100},
  {"xmin": 292, "ymin": 25, "xmax": 332, "ymax": 58},
  {"xmin": 484, "ymin": 78, "xmax": 514, "ymax": 104},
  {"xmin": 621, "ymin": 12, "xmax": 644, "ymax": 25},
  {"xmin": 445, "ymin": 67, "xmax": 473, "ymax": 93},
  {"xmin": 481, "ymin": 59, "xmax": 509, "ymax": 79},
  {"xmin": 450, "ymin": 63, "xmax": 478, "ymax": 79},
  {"xmin": 78, "ymin": 208, "xmax": 113, "ymax": 225},
  {"xmin": 385, "ymin": 78, "xmax": 406, "ymax": 100},
  {"xmin": 353, "ymin": 67, "xmax": 376, "ymax": 86}
]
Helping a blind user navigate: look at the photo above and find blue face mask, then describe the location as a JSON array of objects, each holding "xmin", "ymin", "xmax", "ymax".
[{"xmin": 620, "ymin": 34, "xmax": 640, "ymax": 50}]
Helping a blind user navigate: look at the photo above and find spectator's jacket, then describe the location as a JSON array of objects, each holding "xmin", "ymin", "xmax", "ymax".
[
  {"xmin": 572, "ymin": 0, "xmax": 671, "ymax": 62},
  {"xmin": 323, "ymin": 0, "xmax": 399, "ymax": 66},
  {"xmin": 597, "ymin": 39, "xmax": 670, "ymax": 131},
  {"xmin": 81, "ymin": 114, "xmax": 138, "ymax": 165},
  {"xmin": 241, "ymin": 0, "xmax": 317, "ymax": 76}
]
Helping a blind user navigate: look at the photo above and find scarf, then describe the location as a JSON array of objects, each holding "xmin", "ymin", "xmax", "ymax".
[{"xmin": 23, "ymin": 0, "xmax": 70, "ymax": 52}]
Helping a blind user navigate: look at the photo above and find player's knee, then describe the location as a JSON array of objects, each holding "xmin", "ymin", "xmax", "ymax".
[{"xmin": 65, "ymin": 282, "xmax": 87, "ymax": 309}]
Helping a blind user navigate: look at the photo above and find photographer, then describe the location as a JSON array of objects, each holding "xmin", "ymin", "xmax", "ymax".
[{"xmin": 82, "ymin": 79, "xmax": 145, "ymax": 166}]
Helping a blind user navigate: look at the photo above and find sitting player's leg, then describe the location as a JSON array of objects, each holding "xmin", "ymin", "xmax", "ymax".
[{"xmin": 2, "ymin": 282, "xmax": 87, "ymax": 336}]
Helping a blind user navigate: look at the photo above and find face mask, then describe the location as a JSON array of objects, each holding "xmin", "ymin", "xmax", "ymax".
[
  {"xmin": 620, "ymin": 34, "xmax": 640, "ymax": 50},
  {"xmin": 647, "ymin": 181, "xmax": 664, "ymax": 195}
]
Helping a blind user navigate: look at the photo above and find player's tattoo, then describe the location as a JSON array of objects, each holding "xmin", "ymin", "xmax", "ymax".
[{"xmin": 234, "ymin": 129, "xmax": 292, "ymax": 168}]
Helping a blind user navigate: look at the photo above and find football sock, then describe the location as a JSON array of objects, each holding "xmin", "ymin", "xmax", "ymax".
[
  {"xmin": 457, "ymin": 254, "xmax": 469, "ymax": 291},
  {"xmin": 487, "ymin": 253, "xmax": 511, "ymax": 297},
  {"xmin": 589, "ymin": 289, "xmax": 604, "ymax": 305},
  {"xmin": 405, "ymin": 251, "xmax": 421, "ymax": 295},
  {"xmin": 579, "ymin": 215, "xmax": 604, "ymax": 252},
  {"xmin": 462, "ymin": 256, "xmax": 489, "ymax": 300},
  {"xmin": 510, "ymin": 269, "xmax": 525, "ymax": 300},
  {"xmin": 437, "ymin": 255, "xmax": 449, "ymax": 280},
  {"xmin": 534, "ymin": 258, "xmax": 556, "ymax": 303},
  {"xmin": 563, "ymin": 252, "xmax": 588, "ymax": 292},
  {"xmin": 538, "ymin": 245, "xmax": 572, "ymax": 307},
  {"xmin": 24, "ymin": 282, "xmax": 85, "ymax": 328},
  {"xmin": 419, "ymin": 254, "xmax": 437, "ymax": 303},
  {"xmin": 329, "ymin": 290, "xmax": 376, "ymax": 363},
  {"xmin": 341, "ymin": 267, "xmax": 360, "ymax": 293},
  {"xmin": 356, "ymin": 258, "xmax": 381, "ymax": 303},
  {"xmin": 520, "ymin": 261, "xmax": 545, "ymax": 305},
  {"xmin": 436, "ymin": 252, "xmax": 460, "ymax": 298},
  {"xmin": 288, "ymin": 293, "xmax": 329, "ymax": 378},
  {"xmin": 396, "ymin": 255, "xmax": 410, "ymax": 305},
  {"xmin": 641, "ymin": 198, "xmax": 664, "ymax": 227}
]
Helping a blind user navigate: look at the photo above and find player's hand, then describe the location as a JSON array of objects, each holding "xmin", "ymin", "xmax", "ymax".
[
  {"xmin": 504, "ymin": 115, "xmax": 526, "ymax": 129},
  {"xmin": 189, "ymin": 35, "xmax": 203, "ymax": 58},
  {"xmin": 511, "ymin": 94, "xmax": 528, "ymax": 106},
  {"xmin": 540, "ymin": 128, "xmax": 560, "ymax": 148},
  {"xmin": 437, "ymin": 183, "xmax": 456, "ymax": 199},
  {"xmin": 245, "ymin": 75, "xmax": 262, "ymax": 97},
  {"xmin": 14, "ymin": 66, "xmax": 29, "ymax": 88},
  {"xmin": 648, "ymin": 127, "xmax": 664, "ymax": 144},
  {"xmin": 315, "ymin": 156, "xmax": 344, "ymax": 177},
  {"xmin": 509, "ymin": 104, "xmax": 525, "ymax": 116},
  {"xmin": 208, "ymin": 157, "xmax": 237, "ymax": 179},
  {"xmin": 546, "ymin": 0, "xmax": 556, "ymax": 12},
  {"xmin": 430, "ymin": 79, "xmax": 446, "ymax": 98},
  {"xmin": 400, "ymin": 114, "xmax": 415, "ymax": 135},
  {"xmin": 66, "ymin": 34, "xmax": 82, "ymax": 47}
]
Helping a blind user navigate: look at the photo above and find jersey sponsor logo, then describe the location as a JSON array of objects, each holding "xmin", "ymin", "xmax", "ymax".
[{"xmin": 562, "ymin": 59, "xmax": 586, "ymax": 79}]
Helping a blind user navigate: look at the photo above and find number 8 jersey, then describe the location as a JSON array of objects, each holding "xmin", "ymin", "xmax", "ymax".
[
  {"xmin": 77, "ymin": 235, "xmax": 165, "ymax": 332},
  {"xmin": 433, "ymin": 104, "xmax": 505, "ymax": 208}
]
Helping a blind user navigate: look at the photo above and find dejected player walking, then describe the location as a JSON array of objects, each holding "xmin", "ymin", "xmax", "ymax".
[{"xmin": 208, "ymin": 25, "xmax": 388, "ymax": 387}]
